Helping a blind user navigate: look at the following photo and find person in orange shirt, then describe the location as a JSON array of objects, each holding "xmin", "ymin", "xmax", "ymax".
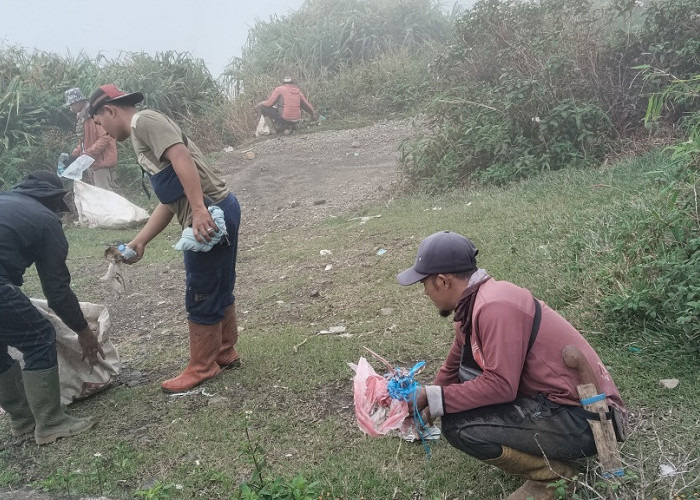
[
  {"xmin": 256, "ymin": 77, "xmax": 318, "ymax": 134},
  {"xmin": 64, "ymin": 87, "xmax": 118, "ymax": 190}
]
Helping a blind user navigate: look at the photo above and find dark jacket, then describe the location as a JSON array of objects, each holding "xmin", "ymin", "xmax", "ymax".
[{"xmin": 0, "ymin": 173, "xmax": 87, "ymax": 332}]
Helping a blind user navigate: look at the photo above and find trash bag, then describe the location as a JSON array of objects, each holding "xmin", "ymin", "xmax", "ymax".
[
  {"xmin": 73, "ymin": 180, "xmax": 149, "ymax": 229},
  {"xmin": 255, "ymin": 115, "xmax": 271, "ymax": 137},
  {"xmin": 351, "ymin": 357, "xmax": 409, "ymax": 436},
  {"xmin": 9, "ymin": 299, "xmax": 121, "ymax": 406}
]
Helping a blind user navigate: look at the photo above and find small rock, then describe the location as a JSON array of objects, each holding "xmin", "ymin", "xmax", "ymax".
[
  {"xmin": 351, "ymin": 141, "xmax": 361, "ymax": 148},
  {"xmin": 290, "ymin": 200, "xmax": 300, "ymax": 208},
  {"xmin": 310, "ymin": 290, "xmax": 320, "ymax": 298},
  {"xmin": 659, "ymin": 378, "xmax": 680, "ymax": 389},
  {"xmin": 245, "ymin": 151, "xmax": 256, "ymax": 160},
  {"xmin": 380, "ymin": 307, "xmax": 393, "ymax": 316},
  {"xmin": 223, "ymin": 146, "xmax": 235, "ymax": 153},
  {"xmin": 313, "ymin": 199, "xmax": 326, "ymax": 205}
]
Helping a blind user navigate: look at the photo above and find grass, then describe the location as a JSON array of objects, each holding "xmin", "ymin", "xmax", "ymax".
[{"xmin": 1, "ymin": 152, "xmax": 698, "ymax": 499}]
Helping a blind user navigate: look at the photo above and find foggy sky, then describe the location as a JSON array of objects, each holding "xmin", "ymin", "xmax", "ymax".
[
  {"xmin": 2, "ymin": 0, "xmax": 476, "ymax": 78},
  {"xmin": 1, "ymin": 0, "xmax": 305, "ymax": 78}
]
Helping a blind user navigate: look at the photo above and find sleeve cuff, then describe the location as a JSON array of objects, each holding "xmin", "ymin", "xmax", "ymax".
[{"xmin": 425, "ymin": 385, "xmax": 445, "ymax": 418}]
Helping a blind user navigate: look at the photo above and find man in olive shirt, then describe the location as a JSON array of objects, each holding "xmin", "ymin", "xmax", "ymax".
[{"xmin": 89, "ymin": 84, "xmax": 242, "ymax": 393}]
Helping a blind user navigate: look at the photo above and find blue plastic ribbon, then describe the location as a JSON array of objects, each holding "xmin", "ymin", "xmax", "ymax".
[
  {"xmin": 385, "ymin": 361, "xmax": 432, "ymax": 458},
  {"xmin": 580, "ymin": 393, "xmax": 606, "ymax": 406}
]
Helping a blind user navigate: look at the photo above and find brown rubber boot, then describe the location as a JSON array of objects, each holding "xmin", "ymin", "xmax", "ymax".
[
  {"xmin": 217, "ymin": 303, "xmax": 241, "ymax": 370},
  {"xmin": 484, "ymin": 446, "xmax": 578, "ymax": 500},
  {"xmin": 22, "ymin": 366, "xmax": 95, "ymax": 445},
  {"xmin": 161, "ymin": 321, "xmax": 222, "ymax": 393},
  {"xmin": 0, "ymin": 361, "xmax": 35, "ymax": 437}
]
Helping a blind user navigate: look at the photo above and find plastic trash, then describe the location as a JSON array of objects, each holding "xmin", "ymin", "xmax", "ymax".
[
  {"xmin": 376, "ymin": 249, "xmax": 387, "ymax": 256},
  {"xmin": 57, "ymin": 153, "xmax": 69, "ymax": 176},
  {"xmin": 117, "ymin": 244, "xmax": 138, "ymax": 261},
  {"xmin": 60, "ymin": 154, "xmax": 94, "ymax": 180}
]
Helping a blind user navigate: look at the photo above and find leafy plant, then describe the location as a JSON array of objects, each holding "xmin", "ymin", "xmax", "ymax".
[
  {"xmin": 235, "ymin": 412, "xmax": 321, "ymax": 500},
  {"xmin": 134, "ymin": 481, "xmax": 177, "ymax": 500}
]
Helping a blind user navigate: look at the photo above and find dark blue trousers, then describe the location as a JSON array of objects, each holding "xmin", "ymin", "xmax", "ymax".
[{"xmin": 0, "ymin": 283, "xmax": 57, "ymax": 373}]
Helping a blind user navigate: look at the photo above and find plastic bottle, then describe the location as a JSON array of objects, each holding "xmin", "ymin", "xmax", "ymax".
[
  {"xmin": 117, "ymin": 244, "xmax": 138, "ymax": 260},
  {"xmin": 57, "ymin": 153, "xmax": 69, "ymax": 176}
]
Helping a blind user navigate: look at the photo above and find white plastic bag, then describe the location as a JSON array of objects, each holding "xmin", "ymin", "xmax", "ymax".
[
  {"xmin": 60, "ymin": 154, "xmax": 94, "ymax": 181},
  {"xmin": 73, "ymin": 180, "xmax": 149, "ymax": 229},
  {"xmin": 255, "ymin": 115, "xmax": 271, "ymax": 137},
  {"xmin": 9, "ymin": 299, "xmax": 121, "ymax": 406}
]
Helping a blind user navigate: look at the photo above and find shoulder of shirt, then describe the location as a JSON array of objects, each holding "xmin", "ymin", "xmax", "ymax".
[
  {"xmin": 476, "ymin": 279, "xmax": 529, "ymax": 307},
  {"xmin": 131, "ymin": 109, "xmax": 163, "ymax": 129}
]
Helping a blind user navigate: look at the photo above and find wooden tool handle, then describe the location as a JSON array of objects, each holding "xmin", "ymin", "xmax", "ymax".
[{"xmin": 562, "ymin": 344, "xmax": 598, "ymax": 389}]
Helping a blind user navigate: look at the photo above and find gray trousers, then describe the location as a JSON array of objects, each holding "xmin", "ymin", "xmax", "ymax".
[{"xmin": 441, "ymin": 394, "xmax": 597, "ymax": 461}]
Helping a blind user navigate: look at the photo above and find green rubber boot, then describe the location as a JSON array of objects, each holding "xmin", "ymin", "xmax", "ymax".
[
  {"xmin": 22, "ymin": 365, "xmax": 95, "ymax": 445},
  {"xmin": 0, "ymin": 361, "xmax": 35, "ymax": 437}
]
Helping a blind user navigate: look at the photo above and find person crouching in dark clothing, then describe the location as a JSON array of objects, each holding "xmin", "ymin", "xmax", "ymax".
[{"xmin": 0, "ymin": 170, "xmax": 104, "ymax": 445}]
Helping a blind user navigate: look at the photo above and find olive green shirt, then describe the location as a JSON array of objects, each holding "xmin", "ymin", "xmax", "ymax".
[{"xmin": 130, "ymin": 110, "xmax": 228, "ymax": 228}]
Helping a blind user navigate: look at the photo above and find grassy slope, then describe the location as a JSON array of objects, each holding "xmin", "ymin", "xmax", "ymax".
[{"xmin": 1, "ymin": 152, "xmax": 698, "ymax": 499}]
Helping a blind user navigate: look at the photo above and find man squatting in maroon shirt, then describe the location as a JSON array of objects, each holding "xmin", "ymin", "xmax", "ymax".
[{"xmin": 398, "ymin": 231, "xmax": 628, "ymax": 500}]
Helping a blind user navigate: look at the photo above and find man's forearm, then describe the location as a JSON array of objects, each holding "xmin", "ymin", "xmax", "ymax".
[{"xmin": 131, "ymin": 203, "xmax": 173, "ymax": 247}]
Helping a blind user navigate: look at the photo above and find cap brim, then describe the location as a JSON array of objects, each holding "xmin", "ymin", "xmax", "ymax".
[
  {"xmin": 109, "ymin": 91, "xmax": 144, "ymax": 107},
  {"xmin": 397, "ymin": 267, "xmax": 428, "ymax": 286}
]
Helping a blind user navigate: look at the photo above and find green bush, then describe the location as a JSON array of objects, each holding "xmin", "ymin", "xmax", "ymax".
[
  {"xmin": 600, "ymin": 74, "xmax": 700, "ymax": 352},
  {"xmin": 399, "ymin": 0, "xmax": 700, "ymax": 191}
]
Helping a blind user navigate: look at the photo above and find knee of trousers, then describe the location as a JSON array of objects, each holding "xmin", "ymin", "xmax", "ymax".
[{"xmin": 441, "ymin": 413, "xmax": 502, "ymax": 460}]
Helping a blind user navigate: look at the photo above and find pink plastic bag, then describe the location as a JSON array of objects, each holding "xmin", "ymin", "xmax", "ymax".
[{"xmin": 352, "ymin": 357, "xmax": 409, "ymax": 436}]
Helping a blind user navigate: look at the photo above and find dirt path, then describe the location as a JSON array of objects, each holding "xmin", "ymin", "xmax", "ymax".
[
  {"xmin": 0, "ymin": 120, "xmax": 411, "ymax": 500},
  {"xmin": 220, "ymin": 120, "xmax": 409, "ymax": 240}
]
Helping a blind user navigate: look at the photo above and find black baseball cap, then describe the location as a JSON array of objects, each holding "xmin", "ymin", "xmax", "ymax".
[
  {"xmin": 88, "ymin": 84, "xmax": 144, "ymax": 116},
  {"xmin": 397, "ymin": 231, "xmax": 478, "ymax": 286}
]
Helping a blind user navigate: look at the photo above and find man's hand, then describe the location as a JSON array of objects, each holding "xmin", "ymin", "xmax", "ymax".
[
  {"xmin": 124, "ymin": 240, "xmax": 145, "ymax": 264},
  {"xmin": 76, "ymin": 326, "xmax": 105, "ymax": 367},
  {"xmin": 191, "ymin": 207, "xmax": 217, "ymax": 243},
  {"xmin": 408, "ymin": 387, "xmax": 428, "ymax": 414}
]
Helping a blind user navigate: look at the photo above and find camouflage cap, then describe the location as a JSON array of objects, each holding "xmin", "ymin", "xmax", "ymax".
[{"xmin": 64, "ymin": 87, "xmax": 87, "ymax": 107}]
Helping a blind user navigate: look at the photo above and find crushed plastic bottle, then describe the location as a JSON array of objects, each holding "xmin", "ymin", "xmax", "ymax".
[
  {"xmin": 57, "ymin": 153, "xmax": 69, "ymax": 176},
  {"xmin": 117, "ymin": 244, "xmax": 138, "ymax": 260}
]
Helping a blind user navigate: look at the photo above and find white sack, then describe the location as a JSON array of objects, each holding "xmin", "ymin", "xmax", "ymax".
[
  {"xmin": 255, "ymin": 115, "xmax": 271, "ymax": 137},
  {"xmin": 73, "ymin": 180, "xmax": 149, "ymax": 229},
  {"xmin": 9, "ymin": 299, "xmax": 121, "ymax": 406}
]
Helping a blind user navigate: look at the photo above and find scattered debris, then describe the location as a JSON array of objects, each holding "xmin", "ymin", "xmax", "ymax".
[
  {"xmin": 245, "ymin": 151, "xmax": 256, "ymax": 160},
  {"xmin": 659, "ymin": 378, "xmax": 680, "ymax": 389},
  {"xmin": 325, "ymin": 264, "xmax": 333, "ymax": 271},
  {"xmin": 223, "ymin": 146, "xmax": 235, "ymax": 153},
  {"xmin": 313, "ymin": 199, "xmax": 326, "ymax": 205},
  {"xmin": 293, "ymin": 325, "xmax": 349, "ymax": 352},
  {"xmin": 310, "ymin": 290, "xmax": 320, "ymax": 298},
  {"xmin": 351, "ymin": 141, "xmax": 361, "ymax": 148},
  {"xmin": 320, "ymin": 325, "xmax": 347, "ymax": 334},
  {"xmin": 320, "ymin": 249, "xmax": 332, "ymax": 255},
  {"xmin": 167, "ymin": 388, "xmax": 217, "ymax": 400},
  {"xmin": 376, "ymin": 248, "xmax": 387, "ymax": 256},
  {"xmin": 349, "ymin": 214, "xmax": 382, "ymax": 224},
  {"xmin": 659, "ymin": 463, "xmax": 679, "ymax": 477},
  {"xmin": 380, "ymin": 308, "xmax": 394, "ymax": 316}
]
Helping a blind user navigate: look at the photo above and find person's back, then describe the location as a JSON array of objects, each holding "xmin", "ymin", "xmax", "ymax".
[
  {"xmin": 0, "ymin": 183, "xmax": 66, "ymax": 287},
  {"xmin": 272, "ymin": 84, "xmax": 303, "ymax": 122}
]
